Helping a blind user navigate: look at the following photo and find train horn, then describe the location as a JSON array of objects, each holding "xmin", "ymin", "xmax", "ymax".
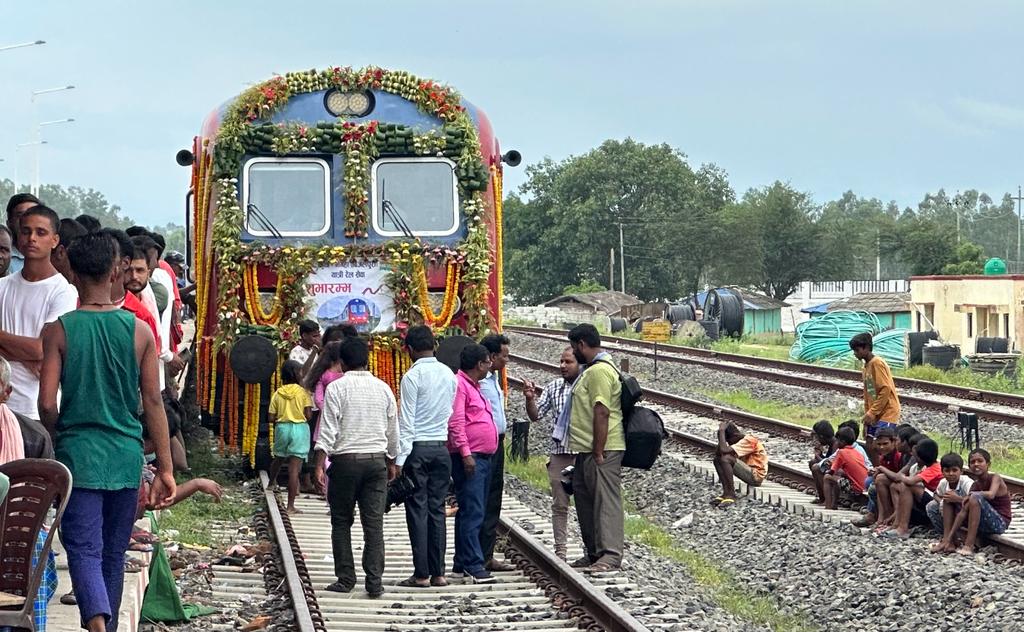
[
  {"xmin": 175, "ymin": 149, "xmax": 195, "ymax": 166},
  {"xmin": 501, "ymin": 150, "xmax": 522, "ymax": 167}
]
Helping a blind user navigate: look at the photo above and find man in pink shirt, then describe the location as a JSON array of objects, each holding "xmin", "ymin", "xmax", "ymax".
[{"xmin": 447, "ymin": 343, "xmax": 498, "ymax": 584}]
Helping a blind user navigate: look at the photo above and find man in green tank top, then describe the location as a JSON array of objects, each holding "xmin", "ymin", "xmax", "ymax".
[{"xmin": 38, "ymin": 232, "xmax": 176, "ymax": 632}]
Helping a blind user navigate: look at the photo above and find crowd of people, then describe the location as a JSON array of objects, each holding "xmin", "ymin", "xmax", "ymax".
[
  {"xmin": 270, "ymin": 322, "xmax": 626, "ymax": 596},
  {"xmin": 805, "ymin": 332, "xmax": 1012, "ymax": 555},
  {"xmin": 0, "ymin": 193, "xmax": 213, "ymax": 632}
]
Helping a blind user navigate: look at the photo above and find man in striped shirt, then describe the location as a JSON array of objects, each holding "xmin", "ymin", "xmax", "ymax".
[
  {"xmin": 314, "ymin": 338, "xmax": 399, "ymax": 599},
  {"xmin": 524, "ymin": 346, "xmax": 580, "ymax": 560}
]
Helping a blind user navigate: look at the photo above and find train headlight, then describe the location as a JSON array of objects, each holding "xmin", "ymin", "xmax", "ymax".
[{"xmin": 324, "ymin": 89, "xmax": 374, "ymax": 118}]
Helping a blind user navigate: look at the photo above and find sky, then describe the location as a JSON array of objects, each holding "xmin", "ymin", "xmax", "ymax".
[{"xmin": 1, "ymin": 1, "xmax": 1022, "ymax": 227}]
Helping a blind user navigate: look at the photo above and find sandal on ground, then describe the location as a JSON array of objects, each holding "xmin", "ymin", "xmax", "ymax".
[
  {"xmin": 709, "ymin": 496, "xmax": 726, "ymax": 507},
  {"xmin": 716, "ymin": 498, "xmax": 736, "ymax": 509},
  {"xmin": 398, "ymin": 576, "xmax": 430, "ymax": 588},
  {"xmin": 325, "ymin": 581, "xmax": 353, "ymax": 593},
  {"xmin": 851, "ymin": 518, "xmax": 875, "ymax": 528},
  {"xmin": 131, "ymin": 530, "xmax": 158, "ymax": 544},
  {"xmin": 584, "ymin": 561, "xmax": 618, "ymax": 573},
  {"xmin": 129, "ymin": 542, "xmax": 153, "ymax": 553},
  {"xmin": 430, "ymin": 576, "xmax": 448, "ymax": 587},
  {"xmin": 59, "ymin": 591, "xmax": 76, "ymax": 606},
  {"xmin": 124, "ymin": 558, "xmax": 147, "ymax": 573},
  {"xmin": 569, "ymin": 556, "xmax": 593, "ymax": 568}
]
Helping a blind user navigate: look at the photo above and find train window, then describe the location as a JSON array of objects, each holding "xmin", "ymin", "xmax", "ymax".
[
  {"xmin": 242, "ymin": 157, "xmax": 331, "ymax": 237},
  {"xmin": 370, "ymin": 158, "xmax": 459, "ymax": 237}
]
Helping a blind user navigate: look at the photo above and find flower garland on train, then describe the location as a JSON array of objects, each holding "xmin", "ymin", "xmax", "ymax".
[{"xmin": 205, "ymin": 66, "xmax": 495, "ymax": 357}]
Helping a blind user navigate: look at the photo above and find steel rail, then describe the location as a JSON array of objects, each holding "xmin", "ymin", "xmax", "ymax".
[
  {"xmin": 498, "ymin": 515, "xmax": 650, "ymax": 632},
  {"xmin": 509, "ymin": 355, "xmax": 1024, "ymax": 563},
  {"xmin": 507, "ymin": 324, "xmax": 1024, "ymax": 410},
  {"xmin": 260, "ymin": 471, "xmax": 322, "ymax": 632}
]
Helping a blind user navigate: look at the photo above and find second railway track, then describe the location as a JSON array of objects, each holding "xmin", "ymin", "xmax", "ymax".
[{"xmin": 507, "ymin": 325, "xmax": 1024, "ymax": 427}]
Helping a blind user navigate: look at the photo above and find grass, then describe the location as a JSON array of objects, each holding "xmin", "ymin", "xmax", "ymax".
[
  {"xmin": 700, "ymin": 389, "xmax": 845, "ymax": 429},
  {"xmin": 505, "ymin": 450, "xmax": 815, "ymax": 632},
  {"xmin": 898, "ymin": 364, "xmax": 1023, "ymax": 396},
  {"xmin": 158, "ymin": 429, "xmax": 253, "ymax": 547},
  {"xmin": 922, "ymin": 431, "xmax": 1024, "ymax": 480}
]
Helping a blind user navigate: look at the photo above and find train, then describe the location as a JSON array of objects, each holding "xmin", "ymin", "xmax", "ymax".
[{"xmin": 177, "ymin": 65, "xmax": 519, "ymax": 467}]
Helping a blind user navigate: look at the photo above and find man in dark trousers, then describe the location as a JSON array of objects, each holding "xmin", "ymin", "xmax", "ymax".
[
  {"xmin": 314, "ymin": 338, "xmax": 399, "ymax": 598},
  {"xmin": 396, "ymin": 326, "xmax": 457, "ymax": 587},
  {"xmin": 564, "ymin": 324, "xmax": 625, "ymax": 573},
  {"xmin": 478, "ymin": 333, "xmax": 515, "ymax": 572}
]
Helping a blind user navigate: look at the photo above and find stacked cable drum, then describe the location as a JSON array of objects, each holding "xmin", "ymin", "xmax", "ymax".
[{"xmin": 790, "ymin": 310, "xmax": 908, "ymax": 368}]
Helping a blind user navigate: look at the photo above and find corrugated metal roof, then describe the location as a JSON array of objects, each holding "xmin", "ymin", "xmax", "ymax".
[
  {"xmin": 543, "ymin": 290, "xmax": 640, "ymax": 314},
  {"xmin": 825, "ymin": 292, "xmax": 911, "ymax": 314}
]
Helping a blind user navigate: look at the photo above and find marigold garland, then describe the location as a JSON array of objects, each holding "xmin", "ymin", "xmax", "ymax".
[
  {"xmin": 244, "ymin": 263, "xmax": 284, "ymax": 325},
  {"xmin": 415, "ymin": 257, "xmax": 461, "ymax": 329}
]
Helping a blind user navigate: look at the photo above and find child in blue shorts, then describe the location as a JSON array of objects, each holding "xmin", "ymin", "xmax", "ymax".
[{"xmin": 268, "ymin": 360, "xmax": 313, "ymax": 514}]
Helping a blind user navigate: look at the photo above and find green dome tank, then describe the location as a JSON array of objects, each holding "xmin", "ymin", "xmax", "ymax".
[{"xmin": 984, "ymin": 258, "xmax": 1007, "ymax": 275}]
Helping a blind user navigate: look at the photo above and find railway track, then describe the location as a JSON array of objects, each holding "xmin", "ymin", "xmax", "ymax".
[
  {"xmin": 258, "ymin": 471, "xmax": 648, "ymax": 631},
  {"xmin": 506, "ymin": 325, "xmax": 1024, "ymax": 426},
  {"xmin": 508, "ymin": 353, "xmax": 1024, "ymax": 563}
]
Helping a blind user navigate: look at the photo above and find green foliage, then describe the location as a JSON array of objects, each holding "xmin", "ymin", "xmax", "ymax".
[
  {"xmin": 941, "ymin": 242, "xmax": 985, "ymax": 275},
  {"xmin": 0, "ymin": 178, "xmax": 185, "ymax": 253},
  {"xmin": 504, "ymin": 139, "xmax": 734, "ymax": 304},
  {"xmin": 562, "ymin": 279, "xmax": 606, "ymax": 295}
]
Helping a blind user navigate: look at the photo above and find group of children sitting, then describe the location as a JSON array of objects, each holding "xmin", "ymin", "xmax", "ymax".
[{"xmin": 808, "ymin": 420, "xmax": 1012, "ymax": 555}]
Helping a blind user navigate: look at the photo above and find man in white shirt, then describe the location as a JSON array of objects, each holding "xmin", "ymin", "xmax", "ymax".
[
  {"xmin": 0, "ymin": 205, "xmax": 78, "ymax": 419},
  {"xmin": 314, "ymin": 337, "xmax": 398, "ymax": 599}
]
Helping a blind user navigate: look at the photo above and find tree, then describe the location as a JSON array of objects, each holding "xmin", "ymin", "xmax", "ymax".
[
  {"xmin": 941, "ymin": 242, "xmax": 985, "ymax": 275},
  {"xmin": 562, "ymin": 280, "xmax": 606, "ymax": 295},
  {"xmin": 503, "ymin": 139, "xmax": 733, "ymax": 304},
  {"xmin": 712, "ymin": 182, "xmax": 831, "ymax": 300}
]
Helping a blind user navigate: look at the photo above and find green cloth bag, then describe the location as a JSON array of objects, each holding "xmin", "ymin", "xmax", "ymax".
[{"xmin": 140, "ymin": 513, "xmax": 217, "ymax": 623}]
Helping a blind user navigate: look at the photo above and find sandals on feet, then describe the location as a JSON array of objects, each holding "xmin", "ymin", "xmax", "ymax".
[
  {"xmin": 585, "ymin": 561, "xmax": 618, "ymax": 573},
  {"xmin": 398, "ymin": 577, "xmax": 430, "ymax": 588},
  {"xmin": 716, "ymin": 498, "xmax": 736, "ymax": 509}
]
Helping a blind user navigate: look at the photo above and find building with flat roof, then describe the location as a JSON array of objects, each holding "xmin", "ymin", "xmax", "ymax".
[{"xmin": 910, "ymin": 275, "xmax": 1023, "ymax": 352}]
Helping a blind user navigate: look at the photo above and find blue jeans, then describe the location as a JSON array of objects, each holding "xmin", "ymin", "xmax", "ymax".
[
  {"xmin": 865, "ymin": 475, "xmax": 876, "ymax": 513},
  {"xmin": 451, "ymin": 452, "xmax": 492, "ymax": 575},
  {"xmin": 62, "ymin": 487, "xmax": 138, "ymax": 631}
]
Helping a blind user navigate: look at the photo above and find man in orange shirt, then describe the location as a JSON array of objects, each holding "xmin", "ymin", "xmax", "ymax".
[
  {"xmin": 850, "ymin": 333, "xmax": 900, "ymax": 461},
  {"xmin": 712, "ymin": 421, "xmax": 768, "ymax": 508}
]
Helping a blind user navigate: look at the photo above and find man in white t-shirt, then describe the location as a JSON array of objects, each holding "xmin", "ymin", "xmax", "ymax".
[{"xmin": 0, "ymin": 205, "xmax": 78, "ymax": 419}]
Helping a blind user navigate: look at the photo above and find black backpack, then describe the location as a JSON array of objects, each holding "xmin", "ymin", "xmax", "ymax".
[{"xmin": 597, "ymin": 360, "xmax": 664, "ymax": 470}]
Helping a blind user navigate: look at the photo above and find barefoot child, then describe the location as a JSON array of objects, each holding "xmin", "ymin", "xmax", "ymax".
[
  {"xmin": 853, "ymin": 426, "xmax": 902, "ymax": 527},
  {"xmin": 809, "ymin": 420, "xmax": 837, "ymax": 504},
  {"xmin": 928, "ymin": 453, "xmax": 973, "ymax": 552},
  {"xmin": 878, "ymin": 437, "xmax": 942, "ymax": 539},
  {"xmin": 949, "ymin": 448, "xmax": 1011, "ymax": 555},
  {"xmin": 268, "ymin": 360, "xmax": 313, "ymax": 514}
]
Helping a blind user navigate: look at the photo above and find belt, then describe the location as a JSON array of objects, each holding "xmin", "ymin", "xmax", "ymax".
[
  {"xmin": 414, "ymin": 440, "xmax": 447, "ymax": 447},
  {"xmin": 331, "ymin": 452, "xmax": 386, "ymax": 461}
]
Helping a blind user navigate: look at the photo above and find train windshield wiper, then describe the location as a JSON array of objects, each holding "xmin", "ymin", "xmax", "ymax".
[
  {"xmin": 246, "ymin": 203, "xmax": 283, "ymax": 239},
  {"xmin": 381, "ymin": 179, "xmax": 415, "ymax": 239}
]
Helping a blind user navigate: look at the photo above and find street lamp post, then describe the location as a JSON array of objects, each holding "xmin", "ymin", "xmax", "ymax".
[
  {"xmin": 29, "ymin": 86, "xmax": 75, "ymax": 196},
  {"xmin": 33, "ymin": 119, "xmax": 74, "ymax": 196},
  {"xmin": 14, "ymin": 141, "xmax": 46, "ymax": 194},
  {"xmin": 0, "ymin": 40, "xmax": 45, "ymax": 53}
]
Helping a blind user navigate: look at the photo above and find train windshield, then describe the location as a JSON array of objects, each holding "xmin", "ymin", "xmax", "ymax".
[
  {"xmin": 371, "ymin": 157, "xmax": 459, "ymax": 237},
  {"xmin": 242, "ymin": 157, "xmax": 331, "ymax": 237}
]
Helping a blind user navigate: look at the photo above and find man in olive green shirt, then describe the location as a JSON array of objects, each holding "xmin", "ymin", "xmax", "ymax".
[{"xmin": 566, "ymin": 323, "xmax": 625, "ymax": 571}]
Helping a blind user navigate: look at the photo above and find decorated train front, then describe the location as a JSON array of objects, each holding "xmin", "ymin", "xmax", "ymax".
[{"xmin": 183, "ymin": 66, "xmax": 516, "ymax": 467}]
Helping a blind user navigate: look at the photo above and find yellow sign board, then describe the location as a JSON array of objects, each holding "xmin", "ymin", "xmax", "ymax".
[{"xmin": 642, "ymin": 319, "xmax": 671, "ymax": 342}]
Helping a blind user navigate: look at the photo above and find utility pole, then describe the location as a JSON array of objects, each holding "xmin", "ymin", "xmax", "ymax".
[
  {"xmin": 618, "ymin": 222, "xmax": 626, "ymax": 294},
  {"xmin": 609, "ymin": 248, "xmax": 615, "ymax": 291},
  {"xmin": 876, "ymin": 231, "xmax": 881, "ymax": 281},
  {"xmin": 1015, "ymin": 185, "xmax": 1023, "ymax": 266}
]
